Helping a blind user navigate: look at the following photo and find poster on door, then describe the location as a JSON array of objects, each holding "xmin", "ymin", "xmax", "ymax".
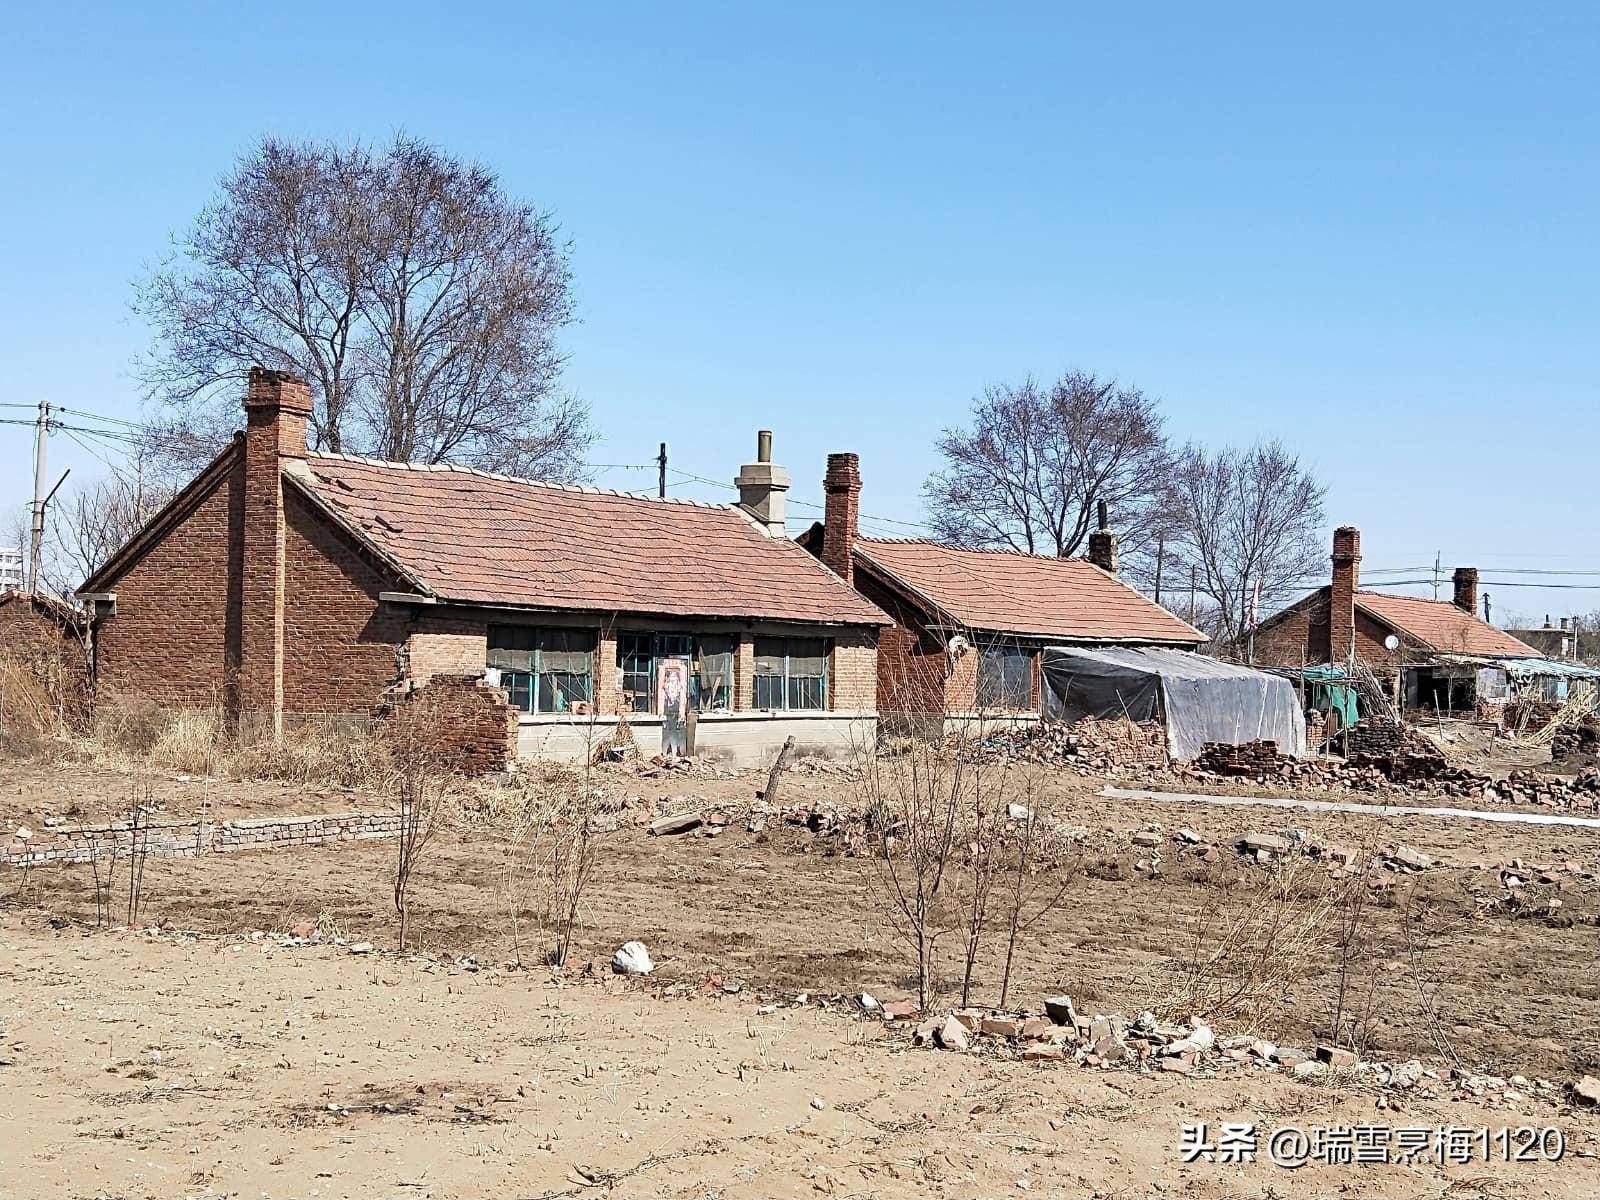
[{"xmin": 656, "ymin": 658, "xmax": 689, "ymax": 757}]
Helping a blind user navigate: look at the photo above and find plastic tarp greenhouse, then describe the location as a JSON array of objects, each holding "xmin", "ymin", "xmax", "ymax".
[{"xmin": 1040, "ymin": 646, "xmax": 1308, "ymax": 761}]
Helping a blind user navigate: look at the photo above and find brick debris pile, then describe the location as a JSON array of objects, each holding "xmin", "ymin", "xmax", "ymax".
[
  {"xmin": 1505, "ymin": 698, "xmax": 1563, "ymax": 732},
  {"xmin": 874, "ymin": 991, "xmax": 1595, "ymax": 1108},
  {"xmin": 966, "ymin": 717, "xmax": 1169, "ymax": 772},
  {"xmin": 1552, "ymin": 718, "xmax": 1600, "ymax": 762}
]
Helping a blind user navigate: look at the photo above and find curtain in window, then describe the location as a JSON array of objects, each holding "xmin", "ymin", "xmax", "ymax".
[
  {"xmin": 753, "ymin": 636, "xmax": 829, "ymax": 711},
  {"xmin": 976, "ymin": 643, "xmax": 1033, "ymax": 710},
  {"xmin": 695, "ymin": 635, "xmax": 735, "ymax": 710}
]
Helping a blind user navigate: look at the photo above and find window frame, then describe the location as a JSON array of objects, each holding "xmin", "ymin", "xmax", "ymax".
[
  {"xmin": 487, "ymin": 626, "xmax": 596, "ymax": 715},
  {"xmin": 752, "ymin": 636, "xmax": 830, "ymax": 712},
  {"xmin": 616, "ymin": 632, "xmax": 736, "ymax": 714},
  {"xmin": 975, "ymin": 640, "xmax": 1034, "ymax": 711}
]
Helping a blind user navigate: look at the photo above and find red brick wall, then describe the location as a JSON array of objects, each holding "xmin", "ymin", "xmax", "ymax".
[
  {"xmin": 1254, "ymin": 590, "xmax": 1406, "ymax": 679},
  {"xmin": 381, "ymin": 673, "xmax": 517, "ymax": 775},
  {"xmin": 282, "ymin": 487, "xmax": 411, "ymax": 715},
  {"xmin": 94, "ymin": 459, "xmax": 245, "ymax": 711},
  {"xmin": 944, "ymin": 641, "xmax": 980, "ymax": 712},
  {"xmin": 829, "ymin": 625, "xmax": 877, "ymax": 711},
  {"xmin": 1253, "ymin": 593, "xmax": 1323, "ymax": 668},
  {"xmin": 855, "ymin": 573, "xmax": 945, "ymax": 717}
]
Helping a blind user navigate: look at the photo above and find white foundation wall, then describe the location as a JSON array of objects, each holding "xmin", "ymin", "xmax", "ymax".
[{"xmin": 516, "ymin": 710, "xmax": 878, "ymax": 767}]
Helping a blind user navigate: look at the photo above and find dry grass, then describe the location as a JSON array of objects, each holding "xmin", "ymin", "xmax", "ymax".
[
  {"xmin": 26, "ymin": 695, "xmax": 398, "ymax": 791},
  {"xmin": 1158, "ymin": 857, "xmax": 1338, "ymax": 1031},
  {"xmin": 0, "ymin": 652, "xmax": 59, "ymax": 755}
]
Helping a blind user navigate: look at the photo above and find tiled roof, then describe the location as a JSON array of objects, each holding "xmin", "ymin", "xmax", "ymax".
[
  {"xmin": 295, "ymin": 455, "xmax": 888, "ymax": 626},
  {"xmin": 1357, "ymin": 591, "xmax": 1538, "ymax": 657},
  {"xmin": 853, "ymin": 538, "xmax": 1206, "ymax": 644}
]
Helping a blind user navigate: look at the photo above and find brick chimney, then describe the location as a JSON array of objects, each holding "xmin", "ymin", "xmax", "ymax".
[
  {"xmin": 821, "ymin": 453, "xmax": 861, "ymax": 585},
  {"xmin": 1329, "ymin": 525, "xmax": 1360, "ymax": 665},
  {"xmin": 1086, "ymin": 500, "xmax": 1119, "ymax": 575},
  {"xmin": 240, "ymin": 366, "xmax": 313, "ymax": 735},
  {"xmin": 734, "ymin": 430, "xmax": 790, "ymax": 536},
  {"xmin": 1452, "ymin": 567, "xmax": 1478, "ymax": 616}
]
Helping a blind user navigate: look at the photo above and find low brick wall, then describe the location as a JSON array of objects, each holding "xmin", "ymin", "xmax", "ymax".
[
  {"xmin": 381, "ymin": 673, "xmax": 518, "ymax": 775},
  {"xmin": 2, "ymin": 810, "xmax": 401, "ymax": 869}
]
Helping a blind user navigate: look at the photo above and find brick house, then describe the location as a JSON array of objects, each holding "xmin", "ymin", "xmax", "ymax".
[
  {"xmin": 1252, "ymin": 526, "xmax": 1539, "ymax": 713},
  {"xmin": 79, "ymin": 369, "xmax": 887, "ymax": 767},
  {"xmin": 798, "ymin": 454, "xmax": 1207, "ymax": 735}
]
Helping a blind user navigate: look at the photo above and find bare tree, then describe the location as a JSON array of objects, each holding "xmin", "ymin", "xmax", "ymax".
[
  {"xmin": 42, "ymin": 470, "xmax": 173, "ymax": 597},
  {"xmin": 922, "ymin": 372, "xmax": 1171, "ymax": 560},
  {"xmin": 135, "ymin": 134, "xmax": 590, "ymax": 480},
  {"xmin": 1164, "ymin": 440, "xmax": 1327, "ymax": 646}
]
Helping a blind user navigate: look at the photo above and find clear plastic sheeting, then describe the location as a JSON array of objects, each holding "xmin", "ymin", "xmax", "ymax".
[{"xmin": 1040, "ymin": 646, "xmax": 1308, "ymax": 761}]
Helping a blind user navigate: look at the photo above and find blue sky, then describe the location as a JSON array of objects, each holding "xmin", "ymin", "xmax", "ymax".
[{"xmin": 1, "ymin": 3, "xmax": 1596, "ymax": 621}]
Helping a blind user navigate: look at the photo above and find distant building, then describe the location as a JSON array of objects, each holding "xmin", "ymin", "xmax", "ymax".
[
  {"xmin": 0, "ymin": 546, "xmax": 22, "ymax": 592},
  {"xmin": 1251, "ymin": 527, "xmax": 1600, "ymax": 714},
  {"xmin": 1505, "ymin": 618, "xmax": 1588, "ymax": 663}
]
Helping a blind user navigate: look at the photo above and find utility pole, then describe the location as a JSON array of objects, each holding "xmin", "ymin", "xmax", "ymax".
[
  {"xmin": 657, "ymin": 442, "xmax": 668, "ymax": 499},
  {"xmin": 1188, "ymin": 565, "xmax": 1197, "ymax": 625},
  {"xmin": 1432, "ymin": 551, "xmax": 1441, "ymax": 600},
  {"xmin": 1483, "ymin": 592, "xmax": 1492, "ymax": 625},
  {"xmin": 29, "ymin": 398, "xmax": 49, "ymax": 594},
  {"xmin": 1153, "ymin": 534, "xmax": 1164, "ymax": 605}
]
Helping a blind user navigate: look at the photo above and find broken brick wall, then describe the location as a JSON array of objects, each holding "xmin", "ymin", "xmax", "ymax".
[
  {"xmin": 380, "ymin": 673, "xmax": 517, "ymax": 775},
  {"xmin": 0, "ymin": 595, "xmax": 92, "ymax": 732}
]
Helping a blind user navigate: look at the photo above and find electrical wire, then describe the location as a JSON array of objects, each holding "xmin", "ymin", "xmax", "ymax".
[
  {"xmin": 59, "ymin": 427, "xmax": 126, "ymax": 471},
  {"xmin": 52, "ymin": 405, "xmax": 142, "ymax": 429}
]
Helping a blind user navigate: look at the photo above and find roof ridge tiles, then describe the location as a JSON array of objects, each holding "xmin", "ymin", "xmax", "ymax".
[
  {"xmin": 304, "ymin": 451, "xmax": 733, "ymax": 511},
  {"xmin": 857, "ymin": 535, "xmax": 1091, "ymax": 559}
]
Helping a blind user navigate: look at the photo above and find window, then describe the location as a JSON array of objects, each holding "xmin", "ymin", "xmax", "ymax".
[
  {"xmin": 619, "ymin": 633, "xmax": 654, "ymax": 712},
  {"xmin": 976, "ymin": 642, "xmax": 1033, "ymax": 710},
  {"xmin": 753, "ymin": 637, "xmax": 829, "ymax": 710},
  {"xmin": 616, "ymin": 633, "xmax": 736, "ymax": 713},
  {"xmin": 487, "ymin": 627, "xmax": 595, "ymax": 714}
]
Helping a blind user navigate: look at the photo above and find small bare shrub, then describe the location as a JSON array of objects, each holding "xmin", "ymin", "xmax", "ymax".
[
  {"xmin": 1161, "ymin": 856, "xmax": 1336, "ymax": 1028},
  {"xmin": 1327, "ymin": 836, "xmax": 1387, "ymax": 1058},
  {"xmin": 858, "ymin": 724, "xmax": 967, "ymax": 1010},
  {"xmin": 994, "ymin": 777, "xmax": 1073, "ymax": 1009},
  {"xmin": 391, "ymin": 762, "xmax": 450, "ymax": 952}
]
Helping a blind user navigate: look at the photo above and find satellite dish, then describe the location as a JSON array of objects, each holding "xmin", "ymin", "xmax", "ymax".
[{"xmin": 1384, "ymin": 634, "xmax": 1401, "ymax": 651}]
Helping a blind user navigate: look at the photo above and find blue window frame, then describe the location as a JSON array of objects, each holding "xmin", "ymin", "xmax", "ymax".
[
  {"xmin": 753, "ymin": 637, "xmax": 829, "ymax": 711},
  {"xmin": 487, "ymin": 627, "xmax": 595, "ymax": 714},
  {"xmin": 617, "ymin": 632, "xmax": 735, "ymax": 713}
]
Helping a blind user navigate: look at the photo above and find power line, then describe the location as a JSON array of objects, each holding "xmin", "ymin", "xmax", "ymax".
[
  {"xmin": 59, "ymin": 427, "xmax": 123, "ymax": 471},
  {"xmin": 52, "ymin": 405, "xmax": 143, "ymax": 430},
  {"xmin": 665, "ymin": 467, "xmax": 935, "ymax": 534}
]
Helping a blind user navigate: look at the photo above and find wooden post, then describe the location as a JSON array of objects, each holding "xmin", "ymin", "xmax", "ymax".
[{"xmin": 758, "ymin": 735, "xmax": 796, "ymax": 803}]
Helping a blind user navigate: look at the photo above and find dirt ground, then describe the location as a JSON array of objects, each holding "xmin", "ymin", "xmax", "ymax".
[
  {"xmin": 2, "ymin": 910, "xmax": 1598, "ymax": 1200},
  {"xmin": 4, "ymin": 754, "xmax": 1600, "ymax": 1197}
]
